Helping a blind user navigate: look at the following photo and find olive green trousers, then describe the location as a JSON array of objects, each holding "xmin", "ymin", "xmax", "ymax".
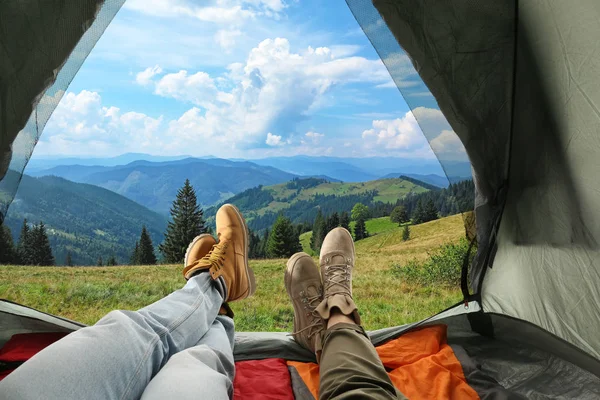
[{"xmin": 319, "ymin": 323, "xmax": 407, "ymax": 400}]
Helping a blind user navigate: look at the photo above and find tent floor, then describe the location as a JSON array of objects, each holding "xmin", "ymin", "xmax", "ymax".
[{"xmin": 2, "ymin": 300, "xmax": 600, "ymax": 398}]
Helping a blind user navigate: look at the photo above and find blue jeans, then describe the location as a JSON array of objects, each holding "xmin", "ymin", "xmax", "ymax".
[{"xmin": 0, "ymin": 274, "xmax": 235, "ymax": 400}]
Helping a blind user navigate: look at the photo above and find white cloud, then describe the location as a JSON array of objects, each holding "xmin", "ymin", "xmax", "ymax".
[
  {"xmin": 305, "ymin": 131, "xmax": 324, "ymax": 144},
  {"xmin": 123, "ymin": 0, "xmax": 255, "ymax": 23},
  {"xmin": 266, "ymin": 132, "xmax": 283, "ymax": 146},
  {"xmin": 361, "ymin": 107, "xmax": 468, "ymax": 160},
  {"xmin": 154, "ymin": 70, "xmax": 220, "ymax": 108},
  {"xmin": 361, "ymin": 111, "xmax": 425, "ymax": 150},
  {"xmin": 215, "ymin": 29, "xmax": 243, "ymax": 51},
  {"xmin": 135, "ymin": 65, "xmax": 163, "ymax": 86},
  {"xmin": 37, "ymin": 90, "xmax": 164, "ymax": 156},
  {"xmin": 123, "ymin": 0, "xmax": 287, "ymax": 23},
  {"xmin": 134, "ymin": 37, "xmax": 395, "ymax": 148},
  {"xmin": 430, "ymin": 129, "xmax": 467, "ymax": 158}
]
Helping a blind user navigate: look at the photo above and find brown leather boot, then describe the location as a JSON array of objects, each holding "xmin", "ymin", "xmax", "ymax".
[
  {"xmin": 183, "ymin": 204, "xmax": 256, "ymax": 302},
  {"xmin": 182, "ymin": 234, "xmax": 233, "ymax": 317},
  {"xmin": 285, "ymin": 252, "xmax": 325, "ymax": 357},
  {"xmin": 315, "ymin": 227, "xmax": 361, "ymax": 324},
  {"xmin": 184, "ymin": 233, "xmax": 216, "ymax": 268}
]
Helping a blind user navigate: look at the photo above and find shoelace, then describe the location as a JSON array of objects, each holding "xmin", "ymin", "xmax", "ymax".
[
  {"xmin": 198, "ymin": 242, "xmax": 228, "ymax": 271},
  {"xmin": 323, "ymin": 264, "xmax": 351, "ymax": 297},
  {"xmin": 291, "ymin": 291, "xmax": 324, "ymax": 339}
]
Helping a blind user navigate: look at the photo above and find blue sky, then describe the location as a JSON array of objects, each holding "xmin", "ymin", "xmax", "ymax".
[{"xmin": 34, "ymin": 0, "xmax": 467, "ymax": 161}]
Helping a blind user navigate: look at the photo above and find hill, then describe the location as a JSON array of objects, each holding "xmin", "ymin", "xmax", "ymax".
[
  {"xmin": 3, "ymin": 174, "xmax": 167, "ymax": 266},
  {"xmin": 248, "ymin": 155, "xmax": 470, "ymax": 182},
  {"xmin": 381, "ymin": 173, "xmax": 450, "ymax": 188},
  {"xmin": 30, "ymin": 158, "xmax": 300, "ymax": 214},
  {"xmin": 207, "ymin": 177, "xmax": 430, "ymax": 232},
  {"xmin": 0, "ymin": 214, "xmax": 467, "ymax": 329}
]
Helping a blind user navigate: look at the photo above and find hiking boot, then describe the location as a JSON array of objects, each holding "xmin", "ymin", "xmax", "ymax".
[
  {"xmin": 183, "ymin": 204, "xmax": 256, "ymax": 302},
  {"xmin": 184, "ymin": 233, "xmax": 216, "ymax": 268},
  {"xmin": 285, "ymin": 252, "xmax": 325, "ymax": 356},
  {"xmin": 182, "ymin": 233, "xmax": 235, "ymax": 317},
  {"xmin": 315, "ymin": 227, "xmax": 361, "ymax": 324}
]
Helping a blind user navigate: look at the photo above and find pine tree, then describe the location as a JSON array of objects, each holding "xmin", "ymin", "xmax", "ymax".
[
  {"xmin": 138, "ymin": 226, "xmax": 157, "ymax": 265},
  {"xmin": 65, "ymin": 251, "xmax": 73, "ymax": 267},
  {"xmin": 340, "ymin": 212, "xmax": 350, "ymax": 231},
  {"xmin": 17, "ymin": 219, "xmax": 31, "ymax": 265},
  {"xmin": 106, "ymin": 255, "xmax": 117, "ymax": 266},
  {"xmin": 249, "ymin": 230, "xmax": 258, "ymax": 259},
  {"xmin": 310, "ymin": 209, "xmax": 326, "ymax": 252},
  {"xmin": 30, "ymin": 222, "xmax": 54, "ymax": 266},
  {"xmin": 402, "ymin": 224, "xmax": 411, "ymax": 241},
  {"xmin": 0, "ymin": 224, "xmax": 16, "ymax": 264},
  {"xmin": 326, "ymin": 212, "xmax": 340, "ymax": 233},
  {"xmin": 423, "ymin": 199, "xmax": 439, "ymax": 222},
  {"xmin": 159, "ymin": 179, "xmax": 207, "ymax": 263},
  {"xmin": 412, "ymin": 200, "xmax": 426, "ymax": 224},
  {"xmin": 390, "ymin": 206, "xmax": 409, "ymax": 224},
  {"xmin": 97, "ymin": 256, "xmax": 103, "ymax": 266},
  {"xmin": 130, "ymin": 241, "xmax": 140, "ymax": 265},
  {"xmin": 354, "ymin": 217, "xmax": 368, "ymax": 241},
  {"xmin": 267, "ymin": 216, "xmax": 301, "ymax": 258},
  {"xmin": 259, "ymin": 229, "xmax": 269, "ymax": 259}
]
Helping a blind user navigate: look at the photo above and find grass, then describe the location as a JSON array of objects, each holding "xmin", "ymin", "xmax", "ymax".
[
  {"xmin": 255, "ymin": 178, "xmax": 428, "ymax": 216},
  {"xmin": 0, "ymin": 214, "xmax": 467, "ymax": 331}
]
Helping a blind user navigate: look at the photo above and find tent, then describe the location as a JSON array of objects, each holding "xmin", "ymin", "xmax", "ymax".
[{"xmin": 1, "ymin": 0, "xmax": 600, "ymax": 397}]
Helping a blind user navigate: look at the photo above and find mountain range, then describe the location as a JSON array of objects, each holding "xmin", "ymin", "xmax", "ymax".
[
  {"xmin": 205, "ymin": 176, "xmax": 431, "ymax": 232},
  {"xmin": 4, "ymin": 174, "xmax": 167, "ymax": 266},
  {"xmin": 27, "ymin": 154, "xmax": 471, "ymax": 214}
]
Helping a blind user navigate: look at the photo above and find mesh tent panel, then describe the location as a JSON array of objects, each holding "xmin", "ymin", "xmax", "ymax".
[
  {"xmin": 345, "ymin": 0, "xmax": 506, "ymax": 292},
  {"xmin": 348, "ymin": 0, "xmax": 600, "ymax": 359},
  {"xmin": 0, "ymin": 0, "xmax": 125, "ymax": 224}
]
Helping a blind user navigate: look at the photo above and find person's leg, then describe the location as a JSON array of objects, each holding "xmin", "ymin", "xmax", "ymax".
[
  {"xmin": 319, "ymin": 313, "xmax": 404, "ymax": 400},
  {"xmin": 314, "ymin": 228, "xmax": 405, "ymax": 400},
  {"xmin": 2, "ymin": 204, "xmax": 254, "ymax": 400},
  {"xmin": 0, "ymin": 272, "xmax": 224, "ymax": 400},
  {"xmin": 140, "ymin": 316, "xmax": 235, "ymax": 400}
]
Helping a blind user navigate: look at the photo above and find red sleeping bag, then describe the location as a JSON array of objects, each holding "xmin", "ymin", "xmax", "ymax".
[
  {"xmin": 0, "ymin": 332, "xmax": 68, "ymax": 381},
  {"xmin": 233, "ymin": 358, "xmax": 294, "ymax": 399}
]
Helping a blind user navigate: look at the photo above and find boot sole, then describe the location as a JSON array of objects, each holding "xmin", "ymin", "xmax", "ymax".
[
  {"xmin": 285, "ymin": 252, "xmax": 313, "ymax": 338},
  {"xmin": 224, "ymin": 204, "xmax": 257, "ymax": 299},
  {"xmin": 183, "ymin": 233, "xmax": 215, "ymax": 268}
]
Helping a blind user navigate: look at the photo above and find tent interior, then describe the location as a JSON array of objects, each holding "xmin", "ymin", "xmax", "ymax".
[{"xmin": 1, "ymin": 0, "xmax": 600, "ymax": 398}]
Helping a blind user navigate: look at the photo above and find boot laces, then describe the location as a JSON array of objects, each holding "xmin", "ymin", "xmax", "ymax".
[
  {"xmin": 291, "ymin": 290, "xmax": 323, "ymax": 339},
  {"xmin": 199, "ymin": 242, "xmax": 228, "ymax": 271},
  {"xmin": 324, "ymin": 264, "xmax": 351, "ymax": 297}
]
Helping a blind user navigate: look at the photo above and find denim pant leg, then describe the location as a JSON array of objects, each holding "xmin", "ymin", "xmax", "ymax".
[
  {"xmin": 0, "ymin": 273, "xmax": 223, "ymax": 400},
  {"xmin": 140, "ymin": 316, "xmax": 235, "ymax": 400}
]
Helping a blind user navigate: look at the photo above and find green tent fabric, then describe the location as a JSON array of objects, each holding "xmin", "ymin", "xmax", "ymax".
[
  {"xmin": 1, "ymin": 0, "xmax": 600, "ymax": 395},
  {"xmin": 346, "ymin": 0, "xmax": 600, "ymax": 360}
]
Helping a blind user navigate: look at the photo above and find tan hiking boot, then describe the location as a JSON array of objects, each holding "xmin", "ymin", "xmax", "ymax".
[
  {"xmin": 183, "ymin": 204, "xmax": 256, "ymax": 302},
  {"xmin": 182, "ymin": 233, "xmax": 234, "ymax": 317},
  {"xmin": 184, "ymin": 233, "xmax": 216, "ymax": 268},
  {"xmin": 285, "ymin": 252, "xmax": 325, "ymax": 356},
  {"xmin": 315, "ymin": 227, "xmax": 361, "ymax": 324}
]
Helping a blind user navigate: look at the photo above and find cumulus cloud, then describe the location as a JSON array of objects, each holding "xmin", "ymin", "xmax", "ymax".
[
  {"xmin": 361, "ymin": 107, "xmax": 468, "ymax": 160},
  {"xmin": 361, "ymin": 111, "xmax": 425, "ymax": 150},
  {"xmin": 266, "ymin": 132, "xmax": 283, "ymax": 146},
  {"xmin": 429, "ymin": 129, "xmax": 467, "ymax": 158},
  {"xmin": 305, "ymin": 131, "xmax": 324, "ymax": 144},
  {"xmin": 154, "ymin": 70, "xmax": 221, "ymax": 108},
  {"xmin": 36, "ymin": 90, "xmax": 164, "ymax": 156},
  {"xmin": 135, "ymin": 65, "xmax": 163, "ymax": 86},
  {"xmin": 135, "ymin": 38, "xmax": 394, "ymax": 148},
  {"xmin": 124, "ymin": 0, "xmax": 287, "ymax": 23},
  {"xmin": 124, "ymin": 0, "xmax": 254, "ymax": 23}
]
